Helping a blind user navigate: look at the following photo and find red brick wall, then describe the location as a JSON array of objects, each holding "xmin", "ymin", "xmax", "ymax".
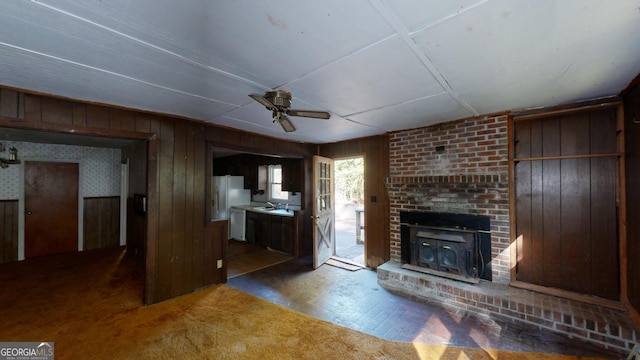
[{"xmin": 386, "ymin": 114, "xmax": 511, "ymax": 283}]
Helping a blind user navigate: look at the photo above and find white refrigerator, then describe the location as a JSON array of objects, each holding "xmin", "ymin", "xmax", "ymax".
[{"xmin": 211, "ymin": 176, "xmax": 251, "ymax": 221}]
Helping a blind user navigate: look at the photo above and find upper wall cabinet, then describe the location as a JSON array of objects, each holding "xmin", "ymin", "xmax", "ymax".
[
  {"xmin": 281, "ymin": 159, "xmax": 302, "ymax": 193},
  {"xmin": 212, "ymin": 153, "xmax": 302, "ymax": 192}
]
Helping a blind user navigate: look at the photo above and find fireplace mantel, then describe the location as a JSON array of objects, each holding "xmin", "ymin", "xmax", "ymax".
[{"xmin": 386, "ymin": 174, "xmax": 506, "ymax": 185}]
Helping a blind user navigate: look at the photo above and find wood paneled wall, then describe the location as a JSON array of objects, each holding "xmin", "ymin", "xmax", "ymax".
[
  {"xmin": 83, "ymin": 196, "xmax": 120, "ymax": 250},
  {"xmin": 513, "ymin": 107, "xmax": 620, "ymax": 300},
  {"xmin": 318, "ymin": 135, "xmax": 390, "ymax": 268},
  {"xmin": 0, "ymin": 86, "xmax": 321, "ymax": 304},
  {"xmin": 624, "ymin": 76, "xmax": 640, "ymax": 316},
  {"xmin": 0, "ymin": 200, "xmax": 18, "ymax": 264},
  {"xmin": 0, "ymin": 87, "xmax": 212, "ymax": 304}
]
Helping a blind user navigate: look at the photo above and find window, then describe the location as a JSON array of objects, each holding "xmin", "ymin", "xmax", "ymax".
[{"xmin": 269, "ymin": 165, "xmax": 289, "ymax": 201}]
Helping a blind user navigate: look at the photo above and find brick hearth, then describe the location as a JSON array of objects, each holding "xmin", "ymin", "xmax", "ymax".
[{"xmin": 378, "ymin": 262, "xmax": 635, "ymax": 354}]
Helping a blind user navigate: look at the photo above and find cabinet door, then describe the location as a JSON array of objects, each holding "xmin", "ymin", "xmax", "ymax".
[
  {"xmin": 239, "ymin": 165, "xmax": 257, "ymax": 190},
  {"xmin": 258, "ymin": 213, "xmax": 272, "ymax": 247},
  {"xmin": 246, "ymin": 212, "xmax": 259, "ymax": 244},
  {"xmin": 281, "ymin": 159, "xmax": 302, "ymax": 192},
  {"xmin": 281, "ymin": 216, "xmax": 294, "ymax": 254},
  {"xmin": 271, "ymin": 216, "xmax": 283, "ymax": 251}
]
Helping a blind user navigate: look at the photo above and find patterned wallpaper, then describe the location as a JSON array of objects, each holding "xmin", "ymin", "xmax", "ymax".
[{"xmin": 0, "ymin": 141, "xmax": 121, "ymax": 200}]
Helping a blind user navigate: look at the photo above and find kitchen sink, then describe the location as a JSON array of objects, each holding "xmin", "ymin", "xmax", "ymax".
[{"xmin": 250, "ymin": 206, "xmax": 294, "ymax": 216}]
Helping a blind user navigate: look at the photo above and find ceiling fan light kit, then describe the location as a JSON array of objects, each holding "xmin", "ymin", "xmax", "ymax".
[{"xmin": 249, "ymin": 90, "xmax": 330, "ymax": 133}]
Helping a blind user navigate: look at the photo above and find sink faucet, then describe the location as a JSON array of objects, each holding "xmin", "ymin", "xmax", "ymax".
[{"xmin": 267, "ymin": 202, "xmax": 285, "ymax": 210}]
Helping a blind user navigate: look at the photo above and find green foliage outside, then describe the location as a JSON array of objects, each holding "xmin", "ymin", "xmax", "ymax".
[{"xmin": 335, "ymin": 157, "xmax": 364, "ymax": 204}]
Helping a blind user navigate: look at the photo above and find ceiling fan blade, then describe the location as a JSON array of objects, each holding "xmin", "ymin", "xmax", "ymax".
[
  {"xmin": 276, "ymin": 114, "xmax": 296, "ymax": 132},
  {"xmin": 287, "ymin": 109, "xmax": 330, "ymax": 119},
  {"xmin": 249, "ymin": 94, "xmax": 277, "ymax": 110}
]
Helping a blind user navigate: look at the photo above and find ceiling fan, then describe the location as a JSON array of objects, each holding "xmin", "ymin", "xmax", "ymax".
[{"xmin": 249, "ymin": 90, "xmax": 330, "ymax": 132}]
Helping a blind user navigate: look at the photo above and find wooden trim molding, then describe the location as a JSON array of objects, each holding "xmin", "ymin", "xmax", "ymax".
[
  {"xmin": 617, "ymin": 104, "xmax": 629, "ymax": 307},
  {"xmin": 0, "ymin": 115, "xmax": 153, "ymax": 141},
  {"xmin": 507, "ymin": 115, "xmax": 517, "ymax": 282},
  {"xmin": 512, "ymin": 98, "xmax": 622, "ymax": 121}
]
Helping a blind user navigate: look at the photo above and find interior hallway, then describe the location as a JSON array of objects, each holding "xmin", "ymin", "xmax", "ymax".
[{"xmin": 227, "ymin": 257, "xmax": 619, "ymax": 359}]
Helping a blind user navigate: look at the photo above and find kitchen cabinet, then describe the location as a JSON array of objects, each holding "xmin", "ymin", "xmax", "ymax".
[
  {"xmin": 246, "ymin": 211, "xmax": 259, "ymax": 244},
  {"xmin": 281, "ymin": 159, "xmax": 302, "ymax": 193},
  {"xmin": 280, "ymin": 216, "xmax": 294, "ymax": 254},
  {"xmin": 258, "ymin": 213, "xmax": 272, "ymax": 248},
  {"xmin": 245, "ymin": 210, "xmax": 295, "ymax": 254}
]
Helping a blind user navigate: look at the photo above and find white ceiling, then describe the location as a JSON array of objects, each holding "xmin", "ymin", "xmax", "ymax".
[{"xmin": 0, "ymin": 1, "xmax": 639, "ymax": 144}]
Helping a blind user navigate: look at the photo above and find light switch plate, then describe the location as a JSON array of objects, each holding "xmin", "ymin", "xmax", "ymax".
[{"xmin": 216, "ymin": 259, "xmax": 223, "ymax": 269}]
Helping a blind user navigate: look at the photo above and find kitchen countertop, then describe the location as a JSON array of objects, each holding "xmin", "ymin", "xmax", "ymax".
[{"xmin": 232, "ymin": 205, "xmax": 295, "ymax": 217}]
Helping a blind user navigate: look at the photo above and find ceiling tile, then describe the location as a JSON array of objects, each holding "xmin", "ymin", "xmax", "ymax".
[
  {"xmin": 348, "ymin": 93, "xmax": 474, "ymax": 131},
  {"xmin": 381, "ymin": 0, "xmax": 486, "ymax": 33},
  {"xmin": 286, "ymin": 36, "xmax": 446, "ymax": 117},
  {"xmin": 0, "ymin": 45, "xmax": 237, "ymax": 120},
  {"xmin": 412, "ymin": 0, "xmax": 640, "ymax": 113},
  {"xmin": 34, "ymin": 0, "xmax": 396, "ymax": 87}
]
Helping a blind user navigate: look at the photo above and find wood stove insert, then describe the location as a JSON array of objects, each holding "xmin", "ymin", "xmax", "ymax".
[{"xmin": 400, "ymin": 211, "xmax": 491, "ymax": 283}]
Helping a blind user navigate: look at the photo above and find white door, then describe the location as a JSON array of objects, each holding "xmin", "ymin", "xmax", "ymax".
[{"xmin": 313, "ymin": 155, "xmax": 335, "ymax": 269}]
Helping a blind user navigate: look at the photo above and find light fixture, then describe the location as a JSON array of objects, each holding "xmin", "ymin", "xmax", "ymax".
[
  {"xmin": 0, "ymin": 143, "xmax": 20, "ymax": 169},
  {"xmin": 273, "ymin": 111, "xmax": 296, "ymax": 133}
]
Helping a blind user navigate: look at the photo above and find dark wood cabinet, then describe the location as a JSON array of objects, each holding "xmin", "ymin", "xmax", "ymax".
[
  {"xmin": 245, "ymin": 211, "xmax": 295, "ymax": 254},
  {"xmin": 281, "ymin": 216, "xmax": 294, "ymax": 254},
  {"xmin": 239, "ymin": 165, "xmax": 257, "ymax": 190},
  {"xmin": 246, "ymin": 211, "xmax": 258, "ymax": 244},
  {"xmin": 281, "ymin": 159, "xmax": 302, "ymax": 193},
  {"xmin": 258, "ymin": 213, "xmax": 272, "ymax": 248},
  {"xmin": 270, "ymin": 216, "xmax": 283, "ymax": 250}
]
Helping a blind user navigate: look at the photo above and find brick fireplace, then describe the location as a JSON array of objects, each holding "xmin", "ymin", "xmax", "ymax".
[
  {"xmin": 377, "ymin": 114, "xmax": 637, "ymax": 354},
  {"xmin": 386, "ymin": 114, "xmax": 510, "ymax": 282}
]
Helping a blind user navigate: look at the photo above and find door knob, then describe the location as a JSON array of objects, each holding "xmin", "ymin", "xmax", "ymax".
[{"xmin": 26, "ymin": 211, "xmax": 32, "ymax": 215}]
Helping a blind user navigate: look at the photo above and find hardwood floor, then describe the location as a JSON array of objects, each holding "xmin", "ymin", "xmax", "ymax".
[
  {"xmin": 228, "ymin": 257, "xmax": 620, "ymax": 359},
  {"xmin": 227, "ymin": 240, "xmax": 292, "ymax": 279}
]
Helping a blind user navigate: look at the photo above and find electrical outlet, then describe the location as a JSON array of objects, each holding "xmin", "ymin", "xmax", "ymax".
[{"xmin": 216, "ymin": 259, "xmax": 223, "ymax": 269}]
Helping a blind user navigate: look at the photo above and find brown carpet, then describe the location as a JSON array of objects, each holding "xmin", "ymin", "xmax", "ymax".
[{"xmin": 0, "ymin": 247, "xmax": 604, "ymax": 360}]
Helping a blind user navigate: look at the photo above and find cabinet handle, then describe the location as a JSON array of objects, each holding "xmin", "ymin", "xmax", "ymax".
[
  {"xmin": 443, "ymin": 245, "xmax": 452, "ymax": 250},
  {"xmin": 422, "ymin": 242, "xmax": 430, "ymax": 247}
]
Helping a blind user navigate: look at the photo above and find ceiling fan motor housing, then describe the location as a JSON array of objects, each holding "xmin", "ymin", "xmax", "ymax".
[{"xmin": 265, "ymin": 90, "xmax": 292, "ymax": 109}]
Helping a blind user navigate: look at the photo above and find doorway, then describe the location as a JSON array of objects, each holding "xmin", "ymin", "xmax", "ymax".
[{"xmin": 333, "ymin": 156, "xmax": 365, "ymax": 266}]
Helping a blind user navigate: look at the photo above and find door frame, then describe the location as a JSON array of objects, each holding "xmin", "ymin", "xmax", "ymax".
[
  {"xmin": 18, "ymin": 158, "xmax": 85, "ymax": 260},
  {"xmin": 332, "ymin": 154, "xmax": 366, "ymax": 265}
]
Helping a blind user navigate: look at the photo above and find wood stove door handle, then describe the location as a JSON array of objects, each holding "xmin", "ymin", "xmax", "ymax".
[{"xmin": 442, "ymin": 245, "xmax": 452, "ymax": 250}]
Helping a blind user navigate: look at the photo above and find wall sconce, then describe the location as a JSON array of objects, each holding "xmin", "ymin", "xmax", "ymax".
[{"xmin": 0, "ymin": 143, "xmax": 20, "ymax": 169}]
